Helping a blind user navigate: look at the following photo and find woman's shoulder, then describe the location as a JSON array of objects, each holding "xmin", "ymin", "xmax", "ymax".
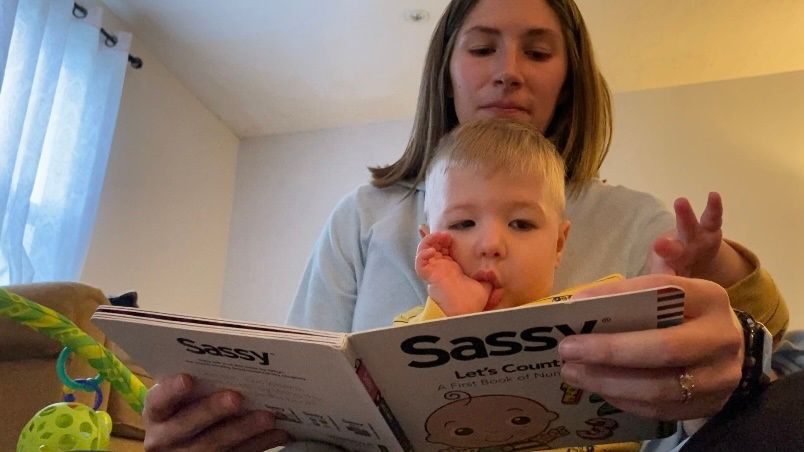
[
  {"xmin": 329, "ymin": 180, "xmax": 423, "ymax": 227},
  {"xmin": 352, "ymin": 180, "xmax": 417, "ymax": 202},
  {"xmin": 569, "ymin": 179, "xmax": 667, "ymax": 213}
]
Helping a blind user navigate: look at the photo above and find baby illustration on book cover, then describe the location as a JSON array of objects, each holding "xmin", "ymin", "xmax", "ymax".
[{"xmin": 424, "ymin": 391, "xmax": 569, "ymax": 451}]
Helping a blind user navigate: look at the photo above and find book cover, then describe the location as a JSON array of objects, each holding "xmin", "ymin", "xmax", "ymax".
[
  {"xmin": 348, "ymin": 286, "xmax": 684, "ymax": 450},
  {"xmin": 92, "ymin": 285, "xmax": 683, "ymax": 451},
  {"xmin": 92, "ymin": 309, "xmax": 405, "ymax": 451}
]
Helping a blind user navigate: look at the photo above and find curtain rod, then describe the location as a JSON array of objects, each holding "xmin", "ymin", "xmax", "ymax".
[{"xmin": 72, "ymin": 3, "xmax": 143, "ymax": 69}]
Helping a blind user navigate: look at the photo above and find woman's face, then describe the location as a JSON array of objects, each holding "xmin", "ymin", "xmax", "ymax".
[{"xmin": 449, "ymin": 0, "xmax": 568, "ymax": 132}]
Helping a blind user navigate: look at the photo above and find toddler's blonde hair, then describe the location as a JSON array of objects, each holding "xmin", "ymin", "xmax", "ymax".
[{"xmin": 425, "ymin": 119, "xmax": 566, "ymax": 216}]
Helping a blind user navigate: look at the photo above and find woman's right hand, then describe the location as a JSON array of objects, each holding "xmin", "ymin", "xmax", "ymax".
[
  {"xmin": 558, "ymin": 274, "xmax": 743, "ymax": 421},
  {"xmin": 143, "ymin": 374, "xmax": 291, "ymax": 451}
]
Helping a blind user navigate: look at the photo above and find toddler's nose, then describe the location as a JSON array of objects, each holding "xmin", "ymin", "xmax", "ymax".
[{"xmin": 477, "ymin": 227, "xmax": 506, "ymax": 258}]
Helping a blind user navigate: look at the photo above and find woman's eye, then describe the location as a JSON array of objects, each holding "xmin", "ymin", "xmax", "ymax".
[
  {"xmin": 449, "ymin": 220, "xmax": 475, "ymax": 230},
  {"xmin": 510, "ymin": 219, "xmax": 536, "ymax": 231},
  {"xmin": 525, "ymin": 49, "xmax": 551, "ymax": 61},
  {"xmin": 468, "ymin": 46, "xmax": 495, "ymax": 56}
]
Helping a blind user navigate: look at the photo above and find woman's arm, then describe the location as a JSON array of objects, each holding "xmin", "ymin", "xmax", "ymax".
[
  {"xmin": 722, "ymin": 240, "xmax": 789, "ymax": 344},
  {"xmin": 286, "ymin": 191, "xmax": 365, "ymax": 332}
]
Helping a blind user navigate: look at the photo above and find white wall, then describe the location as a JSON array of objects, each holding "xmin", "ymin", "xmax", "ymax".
[
  {"xmin": 221, "ymin": 120, "xmax": 412, "ymax": 322},
  {"xmin": 80, "ymin": 6, "xmax": 239, "ymax": 317},
  {"xmin": 224, "ymin": 71, "xmax": 803, "ymax": 329},
  {"xmin": 602, "ymin": 70, "xmax": 804, "ymax": 330}
]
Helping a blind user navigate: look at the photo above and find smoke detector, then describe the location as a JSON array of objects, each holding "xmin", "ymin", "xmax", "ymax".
[{"xmin": 405, "ymin": 9, "xmax": 430, "ymax": 22}]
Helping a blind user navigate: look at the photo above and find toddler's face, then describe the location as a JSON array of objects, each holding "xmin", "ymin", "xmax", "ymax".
[{"xmin": 428, "ymin": 166, "xmax": 569, "ymax": 309}]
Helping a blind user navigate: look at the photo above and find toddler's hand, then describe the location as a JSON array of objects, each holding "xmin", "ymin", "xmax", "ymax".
[
  {"xmin": 416, "ymin": 229, "xmax": 491, "ymax": 315},
  {"xmin": 649, "ymin": 192, "xmax": 724, "ymax": 279},
  {"xmin": 415, "ymin": 230, "xmax": 459, "ymax": 282}
]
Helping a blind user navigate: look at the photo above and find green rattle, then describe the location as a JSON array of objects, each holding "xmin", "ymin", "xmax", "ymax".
[
  {"xmin": 17, "ymin": 401, "xmax": 112, "ymax": 452},
  {"xmin": 17, "ymin": 348, "xmax": 112, "ymax": 451},
  {"xmin": 0, "ymin": 288, "xmax": 147, "ymax": 452}
]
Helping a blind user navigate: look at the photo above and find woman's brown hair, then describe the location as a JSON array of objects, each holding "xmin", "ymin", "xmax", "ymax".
[{"xmin": 368, "ymin": 0, "xmax": 612, "ymax": 194}]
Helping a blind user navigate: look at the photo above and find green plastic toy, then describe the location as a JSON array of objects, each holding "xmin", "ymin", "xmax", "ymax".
[
  {"xmin": 17, "ymin": 402, "xmax": 112, "ymax": 452},
  {"xmin": 0, "ymin": 288, "xmax": 147, "ymax": 451}
]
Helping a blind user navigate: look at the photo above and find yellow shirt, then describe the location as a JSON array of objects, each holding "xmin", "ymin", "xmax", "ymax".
[{"xmin": 393, "ymin": 274, "xmax": 625, "ymax": 326}]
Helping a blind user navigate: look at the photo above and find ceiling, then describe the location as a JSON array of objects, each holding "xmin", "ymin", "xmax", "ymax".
[{"xmin": 101, "ymin": 0, "xmax": 804, "ymax": 138}]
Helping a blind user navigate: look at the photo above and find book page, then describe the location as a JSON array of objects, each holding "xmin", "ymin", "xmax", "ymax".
[
  {"xmin": 348, "ymin": 287, "xmax": 683, "ymax": 451},
  {"xmin": 93, "ymin": 309, "xmax": 405, "ymax": 451}
]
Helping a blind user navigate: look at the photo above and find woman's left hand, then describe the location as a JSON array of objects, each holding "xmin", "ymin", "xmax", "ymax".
[{"xmin": 558, "ymin": 274, "xmax": 744, "ymax": 420}]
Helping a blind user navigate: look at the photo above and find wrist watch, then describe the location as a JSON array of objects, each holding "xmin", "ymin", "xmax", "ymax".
[{"xmin": 732, "ymin": 309, "xmax": 773, "ymax": 398}]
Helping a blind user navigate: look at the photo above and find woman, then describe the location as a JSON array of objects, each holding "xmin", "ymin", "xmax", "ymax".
[{"xmin": 142, "ymin": 1, "xmax": 787, "ymax": 450}]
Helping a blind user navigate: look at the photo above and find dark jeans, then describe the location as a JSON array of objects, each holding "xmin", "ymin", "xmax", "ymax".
[{"xmin": 681, "ymin": 371, "xmax": 804, "ymax": 451}]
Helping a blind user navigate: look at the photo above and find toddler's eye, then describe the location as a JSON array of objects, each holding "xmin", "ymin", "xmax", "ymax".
[
  {"xmin": 449, "ymin": 220, "xmax": 475, "ymax": 230},
  {"xmin": 510, "ymin": 219, "xmax": 536, "ymax": 231},
  {"xmin": 454, "ymin": 427, "xmax": 474, "ymax": 436}
]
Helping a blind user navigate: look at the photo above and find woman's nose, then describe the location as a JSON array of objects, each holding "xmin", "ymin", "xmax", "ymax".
[{"xmin": 493, "ymin": 47, "xmax": 524, "ymax": 89}]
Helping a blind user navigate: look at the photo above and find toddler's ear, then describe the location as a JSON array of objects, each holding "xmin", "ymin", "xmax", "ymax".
[
  {"xmin": 418, "ymin": 224, "xmax": 430, "ymax": 238},
  {"xmin": 555, "ymin": 220, "xmax": 571, "ymax": 266}
]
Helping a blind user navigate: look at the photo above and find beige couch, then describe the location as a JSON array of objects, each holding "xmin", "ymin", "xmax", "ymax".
[{"xmin": 0, "ymin": 282, "xmax": 151, "ymax": 451}]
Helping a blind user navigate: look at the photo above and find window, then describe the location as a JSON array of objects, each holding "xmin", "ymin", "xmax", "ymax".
[{"xmin": 0, "ymin": 0, "xmax": 132, "ymax": 283}]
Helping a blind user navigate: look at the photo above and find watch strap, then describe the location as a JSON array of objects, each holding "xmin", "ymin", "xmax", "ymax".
[{"xmin": 733, "ymin": 309, "xmax": 773, "ymax": 397}]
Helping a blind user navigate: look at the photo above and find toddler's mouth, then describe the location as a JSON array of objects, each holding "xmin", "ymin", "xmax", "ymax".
[{"xmin": 472, "ymin": 269, "xmax": 501, "ymax": 288}]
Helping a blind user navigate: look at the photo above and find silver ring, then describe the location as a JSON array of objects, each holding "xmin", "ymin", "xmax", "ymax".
[{"xmin": 679, "ymin": 370, "xmax": 695, "ymax": 403}]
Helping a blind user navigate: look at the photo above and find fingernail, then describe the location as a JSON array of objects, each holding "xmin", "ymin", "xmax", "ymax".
[
  {"xmin": 175, "ymin": 374, "xmax": 193, "ymax": 393},
  {"xmin": 559, "ymin": 338, "xmax": 581, "ymax": 361}
]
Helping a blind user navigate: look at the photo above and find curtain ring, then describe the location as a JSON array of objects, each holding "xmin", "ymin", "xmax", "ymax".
[
  {"xmin": 72, "ymin": 3, "xmax": 88, "ymax": 19},
  {"xmin": 101, "ymin": 30, "xmax": 118, "ymax": 48}
]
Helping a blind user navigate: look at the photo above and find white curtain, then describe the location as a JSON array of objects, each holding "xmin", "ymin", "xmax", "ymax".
[{"xmin": 0, "ymin": 0, "xmax": 131, "ymax": 284}]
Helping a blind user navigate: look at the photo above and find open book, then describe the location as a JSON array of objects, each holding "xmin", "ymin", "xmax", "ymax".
[{"xmin": 92, "ymin": 286, "xmax": 685, "ymax": 452}]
